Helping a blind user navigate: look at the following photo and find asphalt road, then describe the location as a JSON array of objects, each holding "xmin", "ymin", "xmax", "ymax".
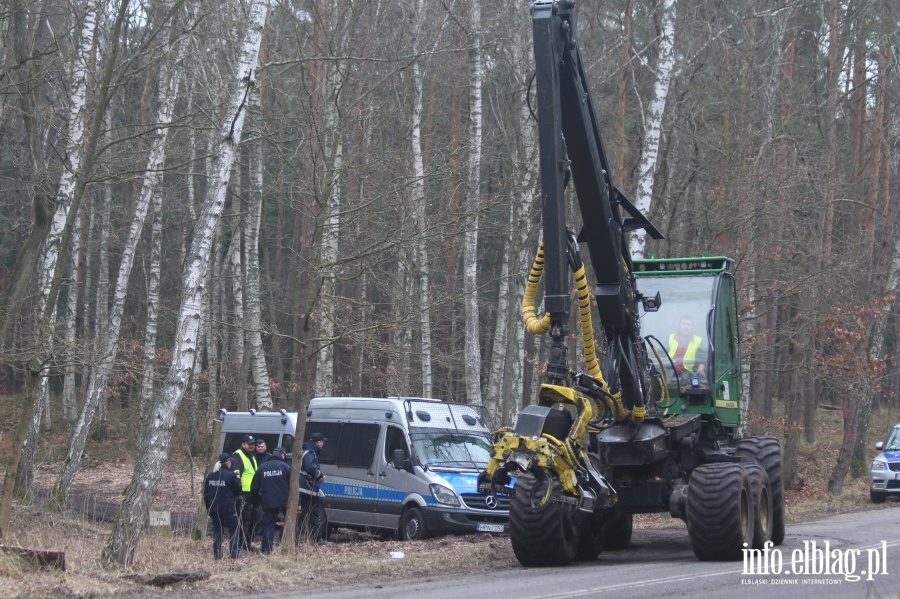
[{"xmin": 285, "ymin": 508, "xmax": 900, "ymax": 599}]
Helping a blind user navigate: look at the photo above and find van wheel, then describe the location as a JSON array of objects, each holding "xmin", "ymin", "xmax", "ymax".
[{"xmin": 400, "ymin": 506, "xmax": 429, "ymax": 541}]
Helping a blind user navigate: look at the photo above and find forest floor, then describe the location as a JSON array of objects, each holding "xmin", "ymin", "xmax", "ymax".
[{"xmin": 0, "ymin": 401, "xmax": 896, "ymax": 598}]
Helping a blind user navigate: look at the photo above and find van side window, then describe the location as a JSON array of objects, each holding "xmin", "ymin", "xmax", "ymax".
[
  {"xmin": 222, "ymin": 432, "xmax": 247, "ymax": 455},
  {"xmin": 280, "ymin": 434, "xmax": 294, "ymax": 455},
  {"xmin": 384, "ymin": 425, "xmax": 410, "ymax": 463},
  {"xmin": 303, "ymin": 422, "xmax": 341, "ymax": 464},
  {"xmin": 336, "ymin": 423, "xmax": 379, "ymax": 469}
]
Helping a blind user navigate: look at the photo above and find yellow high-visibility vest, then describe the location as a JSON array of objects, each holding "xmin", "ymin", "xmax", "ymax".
[
  {"xmin": 235, "ymin": 450, "xmax": 258, "ymax": 492},
  {"xmin": 668, "ymin": 333, "xmax": 702, "ymax": 371}
]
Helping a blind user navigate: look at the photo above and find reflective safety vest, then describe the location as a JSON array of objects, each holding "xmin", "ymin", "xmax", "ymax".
[
  {"xmin": 668, "ymin": 333, "xmax": 703, "ymax": 371},
  {"xmin": 235, "ymin": 450, "xmax": 258, "ymax": 492}
]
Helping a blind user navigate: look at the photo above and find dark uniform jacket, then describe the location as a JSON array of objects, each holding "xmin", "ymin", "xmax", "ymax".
[
  {"xmin": 250, "ymin": 457, "xmax": 291, "ymax": 510},
  {"xmin": 204, "ymin": 467, "xmax": 242, "ymax": 513},
  {"xmin": 299, "ymin": 441, "xmax": 324, "ymax": 494},
  {"xmin": 301, "ymin": 441, "xmax": 323, "ymax": 480},
  {"xmin": 255, "ymin": 450, "xmax": 273, "ymax": 465}
]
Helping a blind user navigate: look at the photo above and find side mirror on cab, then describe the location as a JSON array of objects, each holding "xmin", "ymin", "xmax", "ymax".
[{"xmin": 391, "ymin": 448, "xmax": 412, "ymax": 472}]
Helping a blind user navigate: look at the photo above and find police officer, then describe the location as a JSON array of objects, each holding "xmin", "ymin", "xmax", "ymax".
[
  {"xmin": 299, "ymin": 432, "xmax": 328, "ymax": 543},
  {"xmin": 250, "ymin": 446, "xmax": 291, "ymax": 553},
  {"xmin": 230, "ymin": 435, "xmax": 259, "ymax": 550},
  {"xmin": 254, "ymin": 438, "xmax": 273, "ymax": 465},
  {"xmin": 204, "ymin": 453, "xmax": 242, "ymax": 559}
]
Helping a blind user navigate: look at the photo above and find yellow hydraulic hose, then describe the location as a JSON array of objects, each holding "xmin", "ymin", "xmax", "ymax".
[
  {"xmin": 572, "ymin": 263, "xmax": 602, "ymax": 381},
  {"xmin": 522, "ymin": 242, "xmax": 552, "ymax": 334}
]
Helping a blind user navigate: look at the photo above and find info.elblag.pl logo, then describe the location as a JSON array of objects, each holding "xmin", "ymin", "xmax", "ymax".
[{"xmin": 742, "ymin": 540, "xmax": 889, "ymax": 584}]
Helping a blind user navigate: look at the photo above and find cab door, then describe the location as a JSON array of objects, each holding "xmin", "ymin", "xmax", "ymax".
[
  {"xmin": 711, "ymin": 274, "xmax": 741, "ymax": 426},
  {"xmin": 376, "ymin": 424, "xmax": 415, "ymax": 530}
]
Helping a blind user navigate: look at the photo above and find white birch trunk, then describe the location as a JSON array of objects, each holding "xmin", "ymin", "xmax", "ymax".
[
  {"xmin": 228, "ymin": 187, "xmax": 248, "ymax": 410},
  {"xmin": 102, "ymin": 0, "xmax": 269, "ymax": 565},
  {"xmin": 246, "ymin": 84, "xmax": 272, "ymax": 409},
  {"xmin": 410, "ymin": 0, "xmax": 432, "ymax": 398},
  {"xmin": 206, "ymin": 218, "xmax": 224, "ymax": 429},
  {"xmin": 485, "ymin": 236, "xmax": 510, "ymax": 422},
  {"xmin": 313, "ymin": 122, "xmax": 342, "ymax": 397},
  {"xmin": 53, "ymin": 6, "xmax": 187, "ymax": 504},
  {"xmin": 139, "ymin": 191, "xmax": 162, "ymax": 430},
  {"xmin": 61, "ymin": 207, "xmax": 82, "ymax": 436},
  {"xmin": 94, "ymin": 178, "xmax": 111, "ymax": 440},
  {"xmin": 388, "ymin": 250, "xmax": 412, "ymax": 395},
  {"xmin": 463, "ymin": 0, "xmax": 484, "ymax": 406},
  {"xmin": 505, "ymin": 12, "xmax": 539, "ymax": 425},
  {"xmin": 16, "ymin": 2, "xmax": 99, "ymax": 499},
  {"xmin": 314, "ymin": 2, "xmax": 349, "ymax": 397},
  {"xmin": 629, "ymin": 0, "xmax": 677, "ymax": 259}
]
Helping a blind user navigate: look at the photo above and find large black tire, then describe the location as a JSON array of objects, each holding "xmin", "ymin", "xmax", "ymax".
[
  {"xmin": 871, "ymin": 491, "xmax": 887, "ymax": 504},
  {"xmin": 735, "ymin": 436, "xmax": 785, "ymax": 545},
  {"xmin": 399, "ymin": 506, "xmax": 429, "ymax": 541},
  {"xmin": 743, "ymin": 463, "xmax": 773, "ymax": 549},
  {"xmin": 687, "ymin": 463, "xmax": 754, "ymax": 561},
  {"xmin": 575, "ymin": 514, "xmax": 604, "ymax": 561},
  {"xmin": 509, "ymin": 472, "xmax": 580, "ymax": 567},
  {"xmin": 602, "ymin": 511, "xmax": 633, "ymax": 550}
]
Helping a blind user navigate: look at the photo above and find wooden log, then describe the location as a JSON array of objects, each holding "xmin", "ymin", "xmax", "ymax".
[{"xmin": 0, "ymin": 545, "xmax": 65, "ymax": 570}]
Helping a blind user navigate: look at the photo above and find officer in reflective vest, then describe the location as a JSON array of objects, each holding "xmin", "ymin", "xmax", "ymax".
[
  {"xmin": 668, "ymin": 315, "xmax": 706, "ymax": 377},
  {"xmin": 231, "ymin": 434, "xmax": 259, "ymax": 550}
]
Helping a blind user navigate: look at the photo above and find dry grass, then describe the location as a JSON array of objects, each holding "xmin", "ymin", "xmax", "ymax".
[
  {"xmin": 0, "ymin": 402, "xmax": 895, "ymax": 598},
  {"xmin": 0, "ymin": 501, "xmax": 517, "ymax": 599}
]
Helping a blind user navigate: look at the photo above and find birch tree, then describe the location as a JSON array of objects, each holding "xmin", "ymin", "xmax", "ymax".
[
  {"xmin": 51, "ymin": 0, "xmax": 189, "ymax": 507},
  {"xmin": 410, "ymin": 0, "xmax": 433, "ymax": 398},
  {"xmin": 463, "ymin": 0, "xmax": 484, "ymax": 406},
  {"xmin": 245, "ymin": 84, "xmax": 273, "ymax": 410},
  {"xmin": 102, "ymin": 0, "xmax": 270, "ymax": 566},
  {"xmin": 2, "ymin": 0, "xmax": 100, "ymax": 518},
  {"xmin": 628, "ymin": 0, "xmax": 676, "ymax": 258}
]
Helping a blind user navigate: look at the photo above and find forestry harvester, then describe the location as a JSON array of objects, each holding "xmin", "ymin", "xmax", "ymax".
[{"xmin": 477, "ymin": 0, "xmax": 785, "ymax": 566}]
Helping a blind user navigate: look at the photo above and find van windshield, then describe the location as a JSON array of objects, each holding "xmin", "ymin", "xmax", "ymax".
[{"xmin": 409, "ymin": 428, "xmax": 492, "ymax": 470}]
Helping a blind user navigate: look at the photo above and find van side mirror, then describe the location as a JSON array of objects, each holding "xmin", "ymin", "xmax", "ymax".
[
  {"xmin": 391, "ymin": 448, "xmax": 411, "ymax": 471},
  {"xmin": 876, "ymin": 441, "xmax": 884, "ymax": 451}
]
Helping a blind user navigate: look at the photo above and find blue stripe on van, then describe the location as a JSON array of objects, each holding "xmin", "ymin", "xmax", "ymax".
[{"xmin": 320, "ymin": 481, "xmax": 436, "ymax": 505}]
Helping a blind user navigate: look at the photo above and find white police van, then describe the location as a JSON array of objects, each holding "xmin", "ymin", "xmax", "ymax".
[
  {"xmin": 218, "ymin": 397, "xmax": 510, "ymax": 540},
  {"xmin": 218, "ymin": 408, "xmax": 298, "ymax": 457}
]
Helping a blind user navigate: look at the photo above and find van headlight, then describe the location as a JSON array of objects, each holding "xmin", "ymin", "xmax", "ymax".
[
  {"xmin": 871, "ymin": 460, "xmax": 888, "ymax": 471},
  {"xmin": 429, "ymin": 484, "xmax": 460, "ymax": 506}
]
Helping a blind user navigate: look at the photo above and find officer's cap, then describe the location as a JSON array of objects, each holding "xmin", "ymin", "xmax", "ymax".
[
  {"xmin": 218, "ymin": 453, "xmax": 231, "ymax": 464},
  {"xmin": 241, "ymin": 434, "xmax": 256, "ymax": 444},
  {"xmin": 310, "ymin": 432, "xmax": 327, "ymax": 442}
]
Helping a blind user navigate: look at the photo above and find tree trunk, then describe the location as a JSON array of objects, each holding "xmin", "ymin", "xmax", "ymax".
[
  {"xmin": 101, "ymin": 0, "xmax": 269, "ymax": 566},
  {"xmin": 463, "ymin": 0, "xmax": 483, "ymax": 407},
  {"xmin": 93, "ymin": 180, "xmax": 111, "ymax": 442},
  {"xmin": 6, "ymin": 0, "xmax": 101, "ymax": 515},
  {"xmin": 245, "ymin": 84, "xmax": 272, "ymax": 410},
  {"xmin": 138, "ymin": 191, "xmax": 162, "ymax": 450},
  {"xmin": 409, "ymin": 0, "xmax": 433, "ymax": 399},
  {"xmin": 628, "ymin": 0, "xmax": 676, "ymax": 258},
  {"xmin": 52, "ymin": 1, "xmax": 184, "ymax": 507}
]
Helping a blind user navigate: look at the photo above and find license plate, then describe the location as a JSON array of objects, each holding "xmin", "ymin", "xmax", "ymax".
[{"xmin": 476, "ymin": 523, "xmax": 505, "ymax": 533}]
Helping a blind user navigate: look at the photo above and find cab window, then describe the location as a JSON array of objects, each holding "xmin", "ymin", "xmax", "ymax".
[{"xmin": 384, "ymin": 425, "xmax": 410, "ymax": 463}]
